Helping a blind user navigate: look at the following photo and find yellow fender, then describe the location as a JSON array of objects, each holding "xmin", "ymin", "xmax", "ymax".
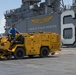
[{"xmin": 11, "ymin": 44, "xmax": 24, "ymax": 52}]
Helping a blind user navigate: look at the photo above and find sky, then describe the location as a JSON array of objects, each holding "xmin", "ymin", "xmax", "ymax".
[{"xmin": 0, "ymin": 0, "xmax": 72, "ymax": 33}]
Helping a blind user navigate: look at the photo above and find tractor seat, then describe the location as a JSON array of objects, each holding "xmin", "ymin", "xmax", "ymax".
[{"xmin": 13, "ymin": 41, "xmax": 23, "ymax": 44}]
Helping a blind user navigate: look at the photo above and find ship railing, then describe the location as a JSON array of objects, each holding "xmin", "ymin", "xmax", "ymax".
[{"xmin": 4, "ymin": 9, "xmax": 16, "ymax": 15}]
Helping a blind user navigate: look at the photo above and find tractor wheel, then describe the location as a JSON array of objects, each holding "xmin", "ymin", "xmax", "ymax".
[
  {"xmin": 40, "ymin": 47, "xmax": 49, "ymax": 58},
  {"xmin": 14, "ymin": 48, "xmax": 25, "ymax": 59}
]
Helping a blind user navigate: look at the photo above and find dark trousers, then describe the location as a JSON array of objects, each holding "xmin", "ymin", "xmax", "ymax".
[{"xmin": 9, "ymin": 36, "xmax": 15, "ymax": 50}]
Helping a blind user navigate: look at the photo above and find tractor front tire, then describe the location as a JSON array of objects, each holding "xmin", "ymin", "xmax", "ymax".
[{"xmin": 14, "ymin": 48, "xmax": 25, "ymax": 59}]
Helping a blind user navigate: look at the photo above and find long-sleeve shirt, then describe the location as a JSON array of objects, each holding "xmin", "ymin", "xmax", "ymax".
[{"xmin": 9, "ymin": 28, "xmax": 19, "ymax": 37}]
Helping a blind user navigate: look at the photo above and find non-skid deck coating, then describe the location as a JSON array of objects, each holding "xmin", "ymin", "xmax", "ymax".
[{"xmin": 0, "ymin": 48, "xmax": 76, "ymax": 75}]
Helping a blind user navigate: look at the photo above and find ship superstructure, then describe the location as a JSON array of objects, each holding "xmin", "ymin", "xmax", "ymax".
[{"xmin": 4, "ymin": 0, "xmax": 61, "ymax": 31}]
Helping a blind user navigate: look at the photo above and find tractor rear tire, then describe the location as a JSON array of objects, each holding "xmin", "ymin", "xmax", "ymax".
[{"xmin": 40, "ymin": 47, "xmax": 49, "ymax": 58}]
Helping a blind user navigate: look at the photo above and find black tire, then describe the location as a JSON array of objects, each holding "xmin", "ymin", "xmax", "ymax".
[
  {"xmin": 14, "ymin": 48, "xmax": 25, "ymax": 59},
  {"xmin": 40, "ymin": 47, "xmax": 49, "ymax": 58}
]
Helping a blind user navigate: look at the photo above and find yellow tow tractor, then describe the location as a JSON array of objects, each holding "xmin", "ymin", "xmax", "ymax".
[{"xmin": 0, "ymin": 32, "xmax": 61, "ymax": 59}]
